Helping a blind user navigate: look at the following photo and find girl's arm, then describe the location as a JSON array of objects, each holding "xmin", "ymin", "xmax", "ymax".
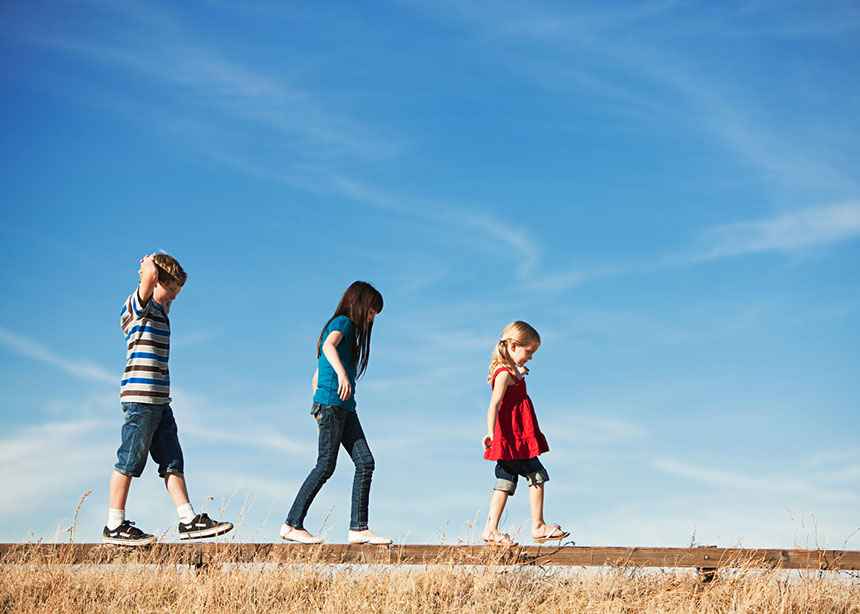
[
  {"xmin": 312, "ymin": 368, "xmax": 318, "ymax": 393},
  {"xmin": 321, "ymin": 330, "xmax": 352, "ymax": 401},
  {"xmin": 482, "ymin": 370, "xmax": 512, "ymax": 450}
]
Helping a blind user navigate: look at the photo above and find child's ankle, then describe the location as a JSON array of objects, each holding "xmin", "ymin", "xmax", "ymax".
[{"xmin": 107, "ymin": 508, "xmax": 125, "ymax": 530}]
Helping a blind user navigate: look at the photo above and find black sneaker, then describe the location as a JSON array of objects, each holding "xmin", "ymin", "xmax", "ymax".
[
  {"xmin": 178, "ymin": 513, "xmax": 233, "ymax": 540},
  {"xmin": 102, "ymin": 520, "xmax": 156, "ymax": 546}
]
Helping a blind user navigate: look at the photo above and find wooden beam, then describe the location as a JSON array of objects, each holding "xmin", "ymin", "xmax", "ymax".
[{"xmin": 2, "ymin": 543, "xmax": 859, "ymax": 570}]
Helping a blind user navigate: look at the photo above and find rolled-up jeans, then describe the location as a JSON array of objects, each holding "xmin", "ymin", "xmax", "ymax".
[
  {"xmin": 286, "ymin": 403, "xmax": 375, "ymax": 531},
  {"xmin": 114, "ymin": 402, "xmax": 184, "ymax": 478}
]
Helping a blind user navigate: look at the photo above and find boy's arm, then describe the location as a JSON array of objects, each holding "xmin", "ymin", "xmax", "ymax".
[
  {"xmin": 321, "ymin": 330, "xmax": 351, "ymax": 401},
  {"xmin": 482, "ymin": 370, "xmax": 512, "ymax": 450},
  {"xmin": 137, "ymin": 254, "xmax": 159, "ymax": 305}
]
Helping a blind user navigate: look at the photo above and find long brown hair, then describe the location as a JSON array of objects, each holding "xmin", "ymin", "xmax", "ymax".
[{"xmin": 317, "ymin": 281, "xmax": 384, "ymax": 379}]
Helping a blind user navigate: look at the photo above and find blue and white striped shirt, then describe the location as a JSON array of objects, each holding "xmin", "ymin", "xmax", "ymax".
[{"xmin": 120, "ymin": 291, "xmax": 172, "ymax": 404}]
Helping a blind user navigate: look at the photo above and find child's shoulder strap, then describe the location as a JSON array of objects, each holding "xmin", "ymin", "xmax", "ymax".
[{"xmin": 491, "ymin": 366, "xmax": 511, "ymax": 386}]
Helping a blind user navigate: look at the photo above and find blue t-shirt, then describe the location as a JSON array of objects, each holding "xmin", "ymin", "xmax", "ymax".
[{"xmin": 313, "ymin": 315, "xmax": 357, "ymax": 411}]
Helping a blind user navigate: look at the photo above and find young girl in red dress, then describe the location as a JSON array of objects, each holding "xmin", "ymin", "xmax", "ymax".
[{"xmin": 481, "ymin": 321, "xmax": 570, "ymax": 545}]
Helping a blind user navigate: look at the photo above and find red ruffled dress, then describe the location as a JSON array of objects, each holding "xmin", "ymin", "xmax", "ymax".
[{"xmin": 484, "ymin": 367, "xmax": 549, "ymax": 461}]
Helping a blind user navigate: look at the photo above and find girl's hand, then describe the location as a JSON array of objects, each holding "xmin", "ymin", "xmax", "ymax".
[
  {"xmin": 337, "ymin": 371, "xmax": 352, "ymax": 401},
  {"xmin": 482, "ymin": 434, "xmax": 493, "ymax": 450}
]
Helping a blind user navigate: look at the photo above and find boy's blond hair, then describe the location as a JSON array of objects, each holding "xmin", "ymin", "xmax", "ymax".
[
  {"xmin": 488, "ymin": 320, "xmax": 541, "ymax": 381},
  {"xmin": 152, "ymin": 253, "xmax": 187, "ymax": 286}
]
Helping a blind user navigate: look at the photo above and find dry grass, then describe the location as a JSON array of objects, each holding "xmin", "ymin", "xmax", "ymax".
[{"xmin": 2, "ymin": 546, "xmax": 858, "ymax": 614}]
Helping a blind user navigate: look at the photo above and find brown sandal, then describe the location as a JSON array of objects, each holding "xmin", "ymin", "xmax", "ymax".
[
  {"xmin": 482, "ymin": 532, "xmax": 518, "ymax": 546},
  {"xmin": 532, "ymin": 524, "xmax": 570, "ymax": 543}
]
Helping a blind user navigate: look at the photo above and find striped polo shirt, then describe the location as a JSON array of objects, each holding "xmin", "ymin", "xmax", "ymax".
[{"xmin": 120, "ymin": 290, "xmax": 172, "ymax": 404}]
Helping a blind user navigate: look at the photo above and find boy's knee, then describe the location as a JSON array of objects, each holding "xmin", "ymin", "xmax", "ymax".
[{"xmin": 115, "ymin": 441, "xmax": 148, "ymax": 478}]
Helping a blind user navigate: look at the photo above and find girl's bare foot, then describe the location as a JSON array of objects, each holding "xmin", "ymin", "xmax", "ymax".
[
  {"xmin": 481, "ymin": 530, "xmax": 517, "ymax": 546},
  {"xmin": 531, "ymin": 523, "xmax": 570, "ymax": 543}
]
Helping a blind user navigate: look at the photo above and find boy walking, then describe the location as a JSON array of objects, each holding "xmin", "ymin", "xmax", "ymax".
[{"xmin": 103, "ymin": 253, "xmax": 233, "ymax": 545}]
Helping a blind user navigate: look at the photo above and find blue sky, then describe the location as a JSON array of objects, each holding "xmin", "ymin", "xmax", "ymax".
[{"xmin": 1, "ymin": 0, "xmax": 858, "ymax": 548}]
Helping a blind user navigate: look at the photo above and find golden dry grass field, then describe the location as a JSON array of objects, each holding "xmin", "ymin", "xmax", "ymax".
[{"xmin": 2, "ymin": 546, "xmax": 859, "ymax": 614}]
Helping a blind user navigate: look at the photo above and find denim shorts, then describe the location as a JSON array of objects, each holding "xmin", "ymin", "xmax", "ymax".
[
  {"xmin": 114, "ymin": 402, "xmax": 184, "ymax": 478},
  {"xmin": 494, "ymin": 457, "xmax": 549, "ymax": 496}
]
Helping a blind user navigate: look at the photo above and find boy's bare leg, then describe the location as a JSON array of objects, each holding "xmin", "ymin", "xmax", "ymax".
[
  {"xmin": 109, "ymin": 470, "xmax": 132, "ymax": 510},
  {"xmin": 481, "ymin": 489, "xmax": 511, "ymax": 542},
  {"xmin": 164, "ymin": 472, "xmax": 191, "ymax": 507}
]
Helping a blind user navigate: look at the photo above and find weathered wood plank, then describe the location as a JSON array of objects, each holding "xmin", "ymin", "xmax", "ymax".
[{"xmin": 1, "ymin": 543, "xmax": 858, "ymax": 570}]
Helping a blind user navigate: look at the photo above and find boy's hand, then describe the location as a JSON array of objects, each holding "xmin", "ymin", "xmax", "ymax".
[
  {"xmin": 482, "ymin": 434, "xmax": 493, "ymax": 450},
  {"xmin": 139, "ymin": 254, "xmax": 158, "ymax": 278},
  {"xmin": 137, "ymin": 254, "xmax": 159, "ymax": 304}
]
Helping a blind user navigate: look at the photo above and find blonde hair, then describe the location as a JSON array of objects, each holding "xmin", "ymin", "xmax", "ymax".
[
  {"xmin": 152, "ymin": 253, "xmax": 187, "ymax": 287},
  {"xmin": 488, "ymin": 320, "xmax": 541, "ymax": 381}
]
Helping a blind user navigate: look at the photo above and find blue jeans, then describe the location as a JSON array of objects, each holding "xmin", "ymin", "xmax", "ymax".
[
  {"xmin": 286, "ymin": 403, "xmax": 375, "ymax": 531},
  {"xmin": 114, "ymin": 402, "xmax": 184, "ymax": 478}
]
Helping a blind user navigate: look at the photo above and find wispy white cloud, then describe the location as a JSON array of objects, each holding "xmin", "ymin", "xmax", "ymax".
[
  {"xmin": 0, "ymin": 326, "xmax": 115, "ymax": 384},
  {"xmin": 554, "ymin": 415, "xmax": 648, "ymax": 445},
  {"xmin": 182, "ymin": 423, "xmax": 314, "ymax": 458},
  {"xmin": 522, "ymin": 201, "xmax": 860, "ymax": 293},
  {"xmin": 11, "ymin": 1, "xmax": 552, "ymax": 283},
  {"xmin": 576, "ymin": 493, "xmax": 860, "ymax": 549},
  {"xmin": 808, "ymin": 448, "xmax": 860, "ymax": 467},
  {"xmin": 817, "ymin": 465, "xmax": 860, "ymax": 482},
  {"xmin": 0, "ymin": 324, "xmax": 309, "ymax": 457},
  {"xmin": 324, "ymin": 174, "xmax": 542, "ymax": 275},
  {"xmin": 421, "ymin": 2, "xmax": 859, "ymax": 193},
  {"xmin": 17, "ymin": 4, "xmax": 543, "ymax": 280},
  {"xmin": 692, "ymin": 202, "xmax": 860, "ymax": 261},
  {"xmin": 521, "ymin": 261, "xmax": 643, "ymax": 293},
  {"xmin": 220, "ymin": 164, "xmax": 543, "ymax": 280},
  {"xmin": 171, "ymin": 328, "xmax": 225, "ymax": 349},
  {"xmin": 18, "ymin": 4, "xmax": 398, "ymax": 163},
  {"xmin": 653, "ymin": 458, "xmax": 860, "ymax": 504},
  {"xmin": 719, "ymin": 0, "xmax": 860, "ymax": 39},
  {"xmin": 494, "ymin": 1, "xmax": 683, "ymax": 39},
  {"xmin": 390, "ymin": 5, "xmax": 859, "ymax": 295},
  {"xmin": 0, "ymin": 419, "xmax": 114, "ymax": 519}
]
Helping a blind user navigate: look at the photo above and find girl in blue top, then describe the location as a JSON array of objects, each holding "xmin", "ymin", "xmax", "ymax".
[{"xmin": 281, "ymin": 281, "xmax": 391, "ymax": 545}]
